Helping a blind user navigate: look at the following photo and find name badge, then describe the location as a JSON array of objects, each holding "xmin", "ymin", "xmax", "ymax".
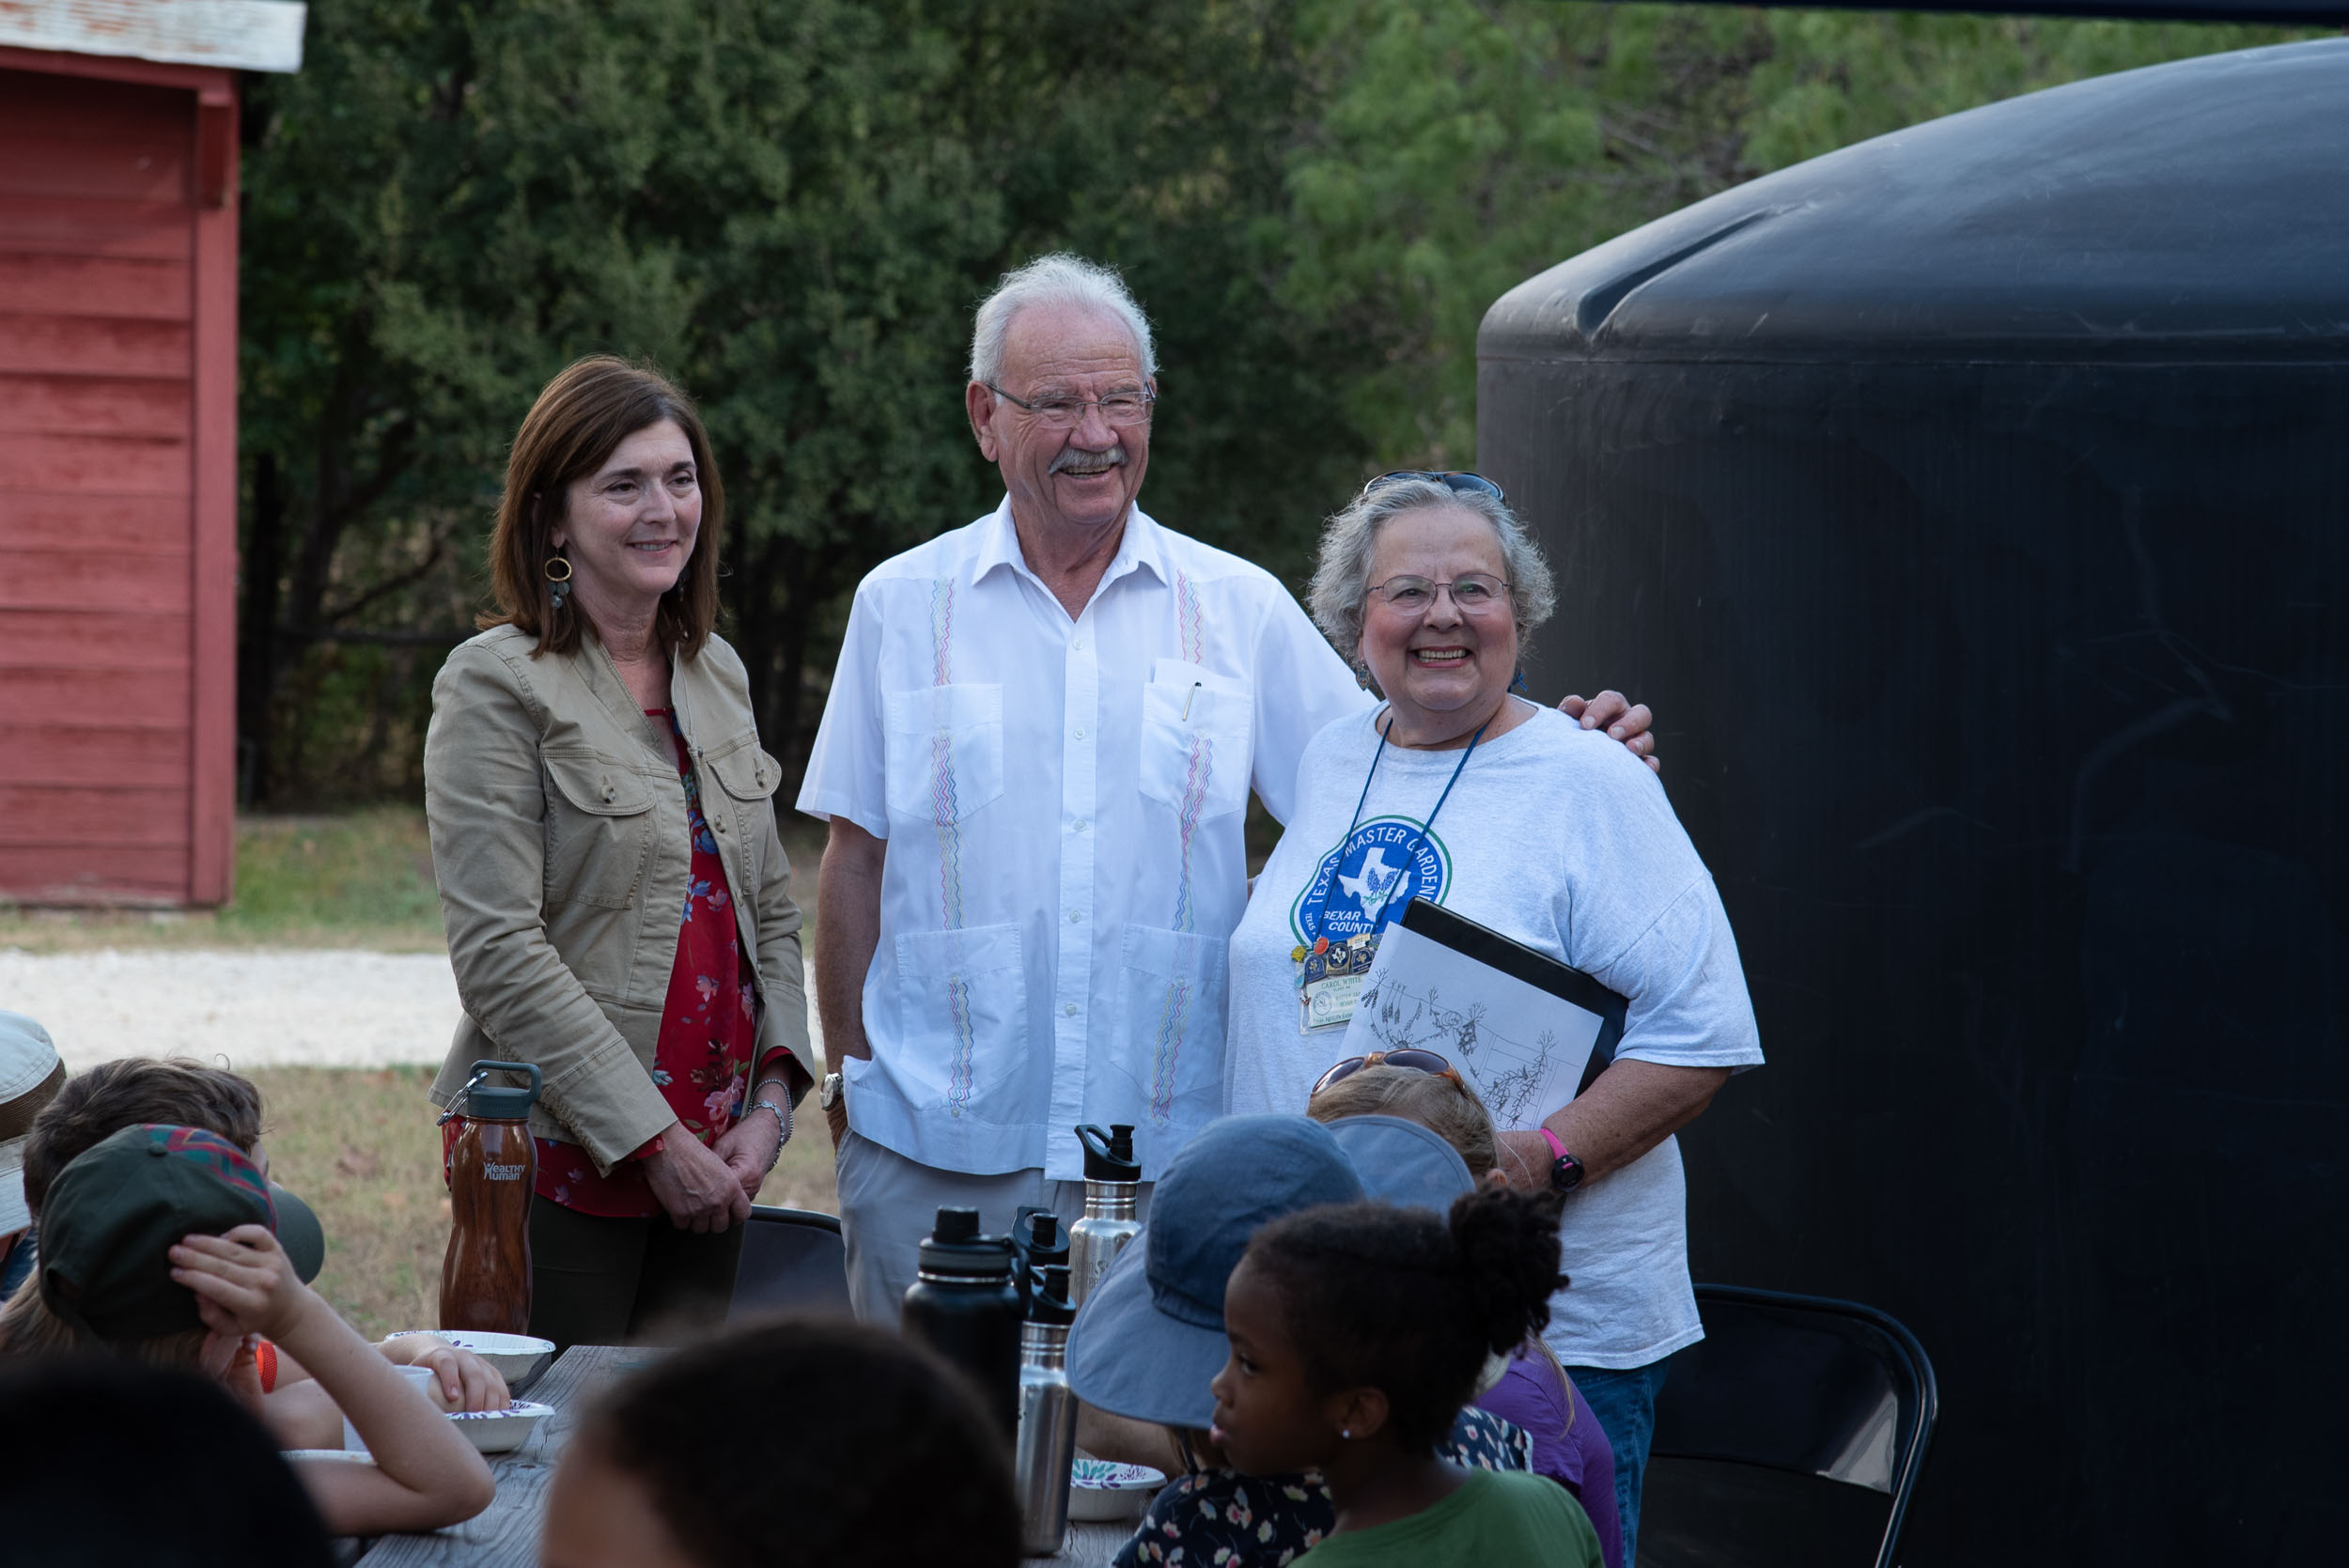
[{"xmin": 1299, "ymin": 972, "xmax": 1365, "ymax": 1032}]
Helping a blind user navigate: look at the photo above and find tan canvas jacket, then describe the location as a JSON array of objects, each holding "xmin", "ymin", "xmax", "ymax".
[{"xmin": 424, "ymin": 625, "xmax": 812, "ymax": 1172}]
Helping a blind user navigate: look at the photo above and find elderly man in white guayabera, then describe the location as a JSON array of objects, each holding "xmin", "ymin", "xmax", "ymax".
[{"xmin": 795, "ymin": 256, "xmax": 1655, "ymax": 1317}]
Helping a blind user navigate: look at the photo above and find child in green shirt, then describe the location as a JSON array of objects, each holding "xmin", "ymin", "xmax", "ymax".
[{"xmin": 1208, "ymin": 1186, "xmax": 1603, "ymax": 1567}]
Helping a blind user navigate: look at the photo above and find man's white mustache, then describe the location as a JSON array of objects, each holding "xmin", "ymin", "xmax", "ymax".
[{"xmin": 1050, "ymin": 446, "xmax": 1128, "ymax": 475}]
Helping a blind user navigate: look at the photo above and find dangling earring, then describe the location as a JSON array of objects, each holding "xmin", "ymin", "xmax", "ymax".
[
  {"xmin": 1509, "ymin": 669, "xmax": 1530, "ymax": 695},
  {"xmin": 545, "ymin": 551, "xmax": 572, "ymax": 612},
  {"xmin": 1352, "ymin": 660, "xmax": 1374, "ymax": 691},
  {"xmin": 1340, "ymin": 1429, "xmax": 1352, "ymax": 1440}
]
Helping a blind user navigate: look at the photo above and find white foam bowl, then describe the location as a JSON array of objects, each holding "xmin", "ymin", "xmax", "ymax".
[
  {"xmin": 387, "ymin": 1330, "xmax": 556, "ymax": 1387},
  {"xmin": 1066, "ymin": 1458, "xmax": 1165, "ymax": 1522},
  {"xmin": 283, "ymin": 1449, "xmax": 377, "ymax": 1466},
  {"xmin": 446, "ymin": 1399, "xmax": 555, "ymax": 1454}
]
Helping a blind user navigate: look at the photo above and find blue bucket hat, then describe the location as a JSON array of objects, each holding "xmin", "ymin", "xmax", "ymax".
[
  {"xmin": 1067, "ymin": 1115, "xmax": 1363, "ymax": 1430},
  {"xmin": 1322, "ymin": 1113, "xmax": 1476, "ymax": 1214}
]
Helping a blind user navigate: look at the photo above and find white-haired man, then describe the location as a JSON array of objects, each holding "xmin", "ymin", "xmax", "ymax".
[{"xmin": 796, "ymin": 255, "xmax": 1651, "ymax": 1316}]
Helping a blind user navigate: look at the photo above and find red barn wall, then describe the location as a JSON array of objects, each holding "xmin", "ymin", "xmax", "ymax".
[{"xmin": 0, "ymin": 52, "xmax": 238, "ymax": 906}]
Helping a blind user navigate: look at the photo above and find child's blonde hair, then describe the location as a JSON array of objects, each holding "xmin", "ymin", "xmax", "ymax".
[
  {"xmin": 1306, "ymin": 1063, "xmax": 1500, "ymax": 1176},
  {"xmin": 0, "ymin": 1276, "xmax": 210, "ymax": 1367}
]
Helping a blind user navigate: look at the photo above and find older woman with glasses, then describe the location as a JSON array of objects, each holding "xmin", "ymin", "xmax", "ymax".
[{"xmin": 1221, "ymin": 473, "xmax": 1764, "ymax": 1562}]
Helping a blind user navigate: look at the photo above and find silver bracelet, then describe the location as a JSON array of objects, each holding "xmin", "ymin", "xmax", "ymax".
[{"xmin": 749, "ymin": 1094, "xmax": 792, "ymax": 1164}]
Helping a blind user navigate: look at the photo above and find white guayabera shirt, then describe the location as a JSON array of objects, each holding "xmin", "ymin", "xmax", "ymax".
[{"xmin": 798, "ymin": 498, "xmax": 1365, "ymax": 1181}]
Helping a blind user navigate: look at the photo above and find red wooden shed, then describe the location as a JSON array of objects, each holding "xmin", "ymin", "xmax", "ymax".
[{"xmin": 0, "ymin": 3, "xmax": 303, "ymax": 905}]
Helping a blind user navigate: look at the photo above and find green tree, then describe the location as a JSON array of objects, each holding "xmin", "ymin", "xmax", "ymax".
[
  {"xmin": 1275, "ymin": 3, "xmax": 2316, "ymax": 469},
  {"xmin": 238, "ymin": 0, "xmax": 1366, "ymax": 804}
]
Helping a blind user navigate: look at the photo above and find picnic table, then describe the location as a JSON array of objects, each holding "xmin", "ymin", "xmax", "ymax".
[{"xmin": 354, "ymin": 1343, "xmax": 1143, "ymax": 1566}]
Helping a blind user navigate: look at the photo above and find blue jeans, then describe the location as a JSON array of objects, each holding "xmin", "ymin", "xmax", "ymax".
[{"xmin": 1566, "ymin": 1358, "xmax": 1672, "ymax": 1567}]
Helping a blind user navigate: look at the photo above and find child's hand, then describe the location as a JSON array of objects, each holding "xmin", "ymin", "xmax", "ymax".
[
  {"xmin": 169, "ymin": 1224, "xmax": 310, "ymax": 1343},
  {"xmin": 382, "ymin": 1336, "xmax": 511, "ymax": 1412}
]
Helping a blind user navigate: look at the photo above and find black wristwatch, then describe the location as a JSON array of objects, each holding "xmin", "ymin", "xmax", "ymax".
[{"xmin": 1541, "ymin": 1130, "xmax": 1586, "ymax": 1193}]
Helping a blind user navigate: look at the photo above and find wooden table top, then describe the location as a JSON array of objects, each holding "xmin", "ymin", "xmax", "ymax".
[{"xmin": 353, "ymin": 1344, "xmax": 1143, "ymax": 1566}]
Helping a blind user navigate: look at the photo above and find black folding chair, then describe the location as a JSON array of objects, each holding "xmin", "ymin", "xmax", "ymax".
[
  {"xmin": 1637, "ymin": 1285, "xmax": 1938, "ymax": 1568},
  {"xmin": 728, "ymin": 1205, "xmax": 852, "ymax": 1320}
]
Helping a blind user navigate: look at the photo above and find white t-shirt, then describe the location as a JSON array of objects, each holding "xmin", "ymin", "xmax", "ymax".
[{"xmin": 1223, "ymin": 703, "xmax": 1763, "ymax": 1368}]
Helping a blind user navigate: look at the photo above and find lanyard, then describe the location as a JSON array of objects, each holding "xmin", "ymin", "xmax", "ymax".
[{"xmin": 1307, "ymin": 710, "xmax": 1489, "ymax": 944}]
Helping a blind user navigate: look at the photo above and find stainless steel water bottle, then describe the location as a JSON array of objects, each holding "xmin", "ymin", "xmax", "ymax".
[
  {"xmin": 1068, "ymin": 1124, "xmax": 1142, "ymax": 1307},
  {"xmin": 1014, "ymin": 1265, "xmax": 1080, "ymax": 1556}
]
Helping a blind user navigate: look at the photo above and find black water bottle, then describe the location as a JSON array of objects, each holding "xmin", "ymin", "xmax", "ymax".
[{"xmin": 902, "ymin": 1206, "xmax": 1023, "ymax": 1438}]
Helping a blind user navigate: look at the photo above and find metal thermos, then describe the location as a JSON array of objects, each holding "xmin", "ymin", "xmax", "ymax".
[
  {"xmin": 902, "ymin": 1206, "xmax": 1024, "ymax": 1437},
  {"xmin": 1068, "ymin": 1123, "xmax": 1142, "ymax": 1307},
  {"xmin": 438, "ymin": 1060, "xmax": 542, "ymax": 1335},
  {"xmin": 1014, "ymin": 1265, "xmax": 1081, "ymax": 1557},
  {"xmin": 1012, "ymin": 1208, "xmax": 1070, "ymax": 1315}
]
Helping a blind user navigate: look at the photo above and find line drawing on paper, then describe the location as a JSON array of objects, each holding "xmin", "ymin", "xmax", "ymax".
[{"xmin": 1354, "ymin": 974, "xmax": 1559, "ymax": 1126}]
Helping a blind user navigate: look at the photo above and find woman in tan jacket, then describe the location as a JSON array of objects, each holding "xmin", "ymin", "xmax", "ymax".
[{"xmin": 425, "ymin": 357, "xmax": 812, "ymax": 1349}]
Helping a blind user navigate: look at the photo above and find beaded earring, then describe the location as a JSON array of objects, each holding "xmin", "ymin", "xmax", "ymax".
[{"xmin": 545, "ymin": 551, "xmax": 572, "ymax": 612}]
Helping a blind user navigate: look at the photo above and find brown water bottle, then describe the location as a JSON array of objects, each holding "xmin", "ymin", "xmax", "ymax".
[{"xmin": 439, "ymin": 1060, "xmax": 541, "ymax": 1334}]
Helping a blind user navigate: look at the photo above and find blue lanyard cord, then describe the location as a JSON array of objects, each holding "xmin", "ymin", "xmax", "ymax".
[{"xmin": 1307, "ymin": 711, "xmax": 1489, "ymax": 944}]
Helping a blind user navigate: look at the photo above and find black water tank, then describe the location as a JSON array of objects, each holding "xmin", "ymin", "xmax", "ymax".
[{"xmin": 1480, "ymin": 39, "xmax": 2348, "ymax": 1565}]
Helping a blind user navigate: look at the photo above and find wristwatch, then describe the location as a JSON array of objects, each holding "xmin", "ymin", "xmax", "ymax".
[
  {"xmin": 819, "ymin": 1072, "xmax": 845, "ymax": 1112},
  {"xmin": 1539, "ymin": 1127, "xmax": 1585, "ymax": 1193}
]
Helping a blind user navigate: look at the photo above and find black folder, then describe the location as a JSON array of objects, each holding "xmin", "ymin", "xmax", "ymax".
[{"xmin": 1397, "ymin": 897, "xmax": 1627, "ymax": 1098}]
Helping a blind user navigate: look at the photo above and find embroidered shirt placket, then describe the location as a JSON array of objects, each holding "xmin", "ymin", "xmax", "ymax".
[{"xmin": 1050, "ymin": 598, "xmax": 1101, "ymax": 1156}]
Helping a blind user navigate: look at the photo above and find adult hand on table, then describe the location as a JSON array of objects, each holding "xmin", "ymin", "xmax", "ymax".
[
  {"xmin": 1559, "ymin": 690, "xmax": 1659, "ymax": 772},
  {"xmin": 644, "ymin": 1124, "xmax": 754, "ymax": 1233}
]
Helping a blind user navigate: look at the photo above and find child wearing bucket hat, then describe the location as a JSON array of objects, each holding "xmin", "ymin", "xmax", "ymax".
[
  {"xmin": 0, "ymin": 1011, "xmax": 67, "ymax": 1299},
  {"xmin": 1210, "ymin": 1187, "xmax": 1600, "ymax": 1566},
  {"xmin": 1066, "ymin": 1115, "xmax": 1534, "ymax": 1567},
  {"xmin": 10, "ymin": 1124, "xmax": 495, "ymax": 1538}
]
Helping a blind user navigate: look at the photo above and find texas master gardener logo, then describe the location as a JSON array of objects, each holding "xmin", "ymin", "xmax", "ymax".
[{"xmin": 1290, "ymin": 816, "xmax": 1451, "ymax": 942}]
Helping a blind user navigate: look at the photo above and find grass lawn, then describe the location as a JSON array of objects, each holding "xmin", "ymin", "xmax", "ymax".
[
  {"xmin": 252, "ymin": 1065, "xmax": 840, "ymax": 1338},
  {"xmin": 0, "ymin": 804, "xmax": 845, "ymax": 1335}
]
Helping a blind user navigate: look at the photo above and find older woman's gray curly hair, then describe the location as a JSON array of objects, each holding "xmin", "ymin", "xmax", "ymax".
[{"xmin": 1306, "ymin": 479, "xmax": 1558, "ymax": 681}]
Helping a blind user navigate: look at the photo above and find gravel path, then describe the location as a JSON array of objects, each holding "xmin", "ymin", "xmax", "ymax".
[{"xmin": 0, "ymin": 947, "xmax": 829, "ymax": 1072}]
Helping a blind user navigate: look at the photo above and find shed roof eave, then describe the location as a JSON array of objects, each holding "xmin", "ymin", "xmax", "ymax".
[{"xmin": 0, "ymin": 1, "xmax": 305, "ymax": 75}]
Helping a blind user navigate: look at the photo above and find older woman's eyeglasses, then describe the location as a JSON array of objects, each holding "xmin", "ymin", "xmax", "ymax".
[
  {"xmin": 1360, "ymin": 470, "xmax": 1506, "ymax": 504},
  {"xmin": 1368, "ymin": 573, "xmax": 1509, "ymax": 613},
  {"xmin": 1311, "ymin": 1048, "xmax": 1460, "ymax": 1097},
  {"xmin": 985, "ymin": 383, "xmax": 1156, "ymax": 430}
]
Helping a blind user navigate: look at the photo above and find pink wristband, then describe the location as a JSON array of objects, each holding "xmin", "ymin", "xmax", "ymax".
[{"xmin": 1538, "ymin": 1127, "xmax": 1568, "ymax": 1161}]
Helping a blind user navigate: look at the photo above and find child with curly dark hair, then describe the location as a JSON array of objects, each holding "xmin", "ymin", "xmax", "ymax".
[{"xmin": 1209, "ymin": 1187, "xmax": 1603, "ymax": 1566}]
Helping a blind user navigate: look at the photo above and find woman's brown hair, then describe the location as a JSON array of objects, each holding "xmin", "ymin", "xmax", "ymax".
[{"xmin": 483, "ymin": 356, "xmax": 725, "ymax": 660}]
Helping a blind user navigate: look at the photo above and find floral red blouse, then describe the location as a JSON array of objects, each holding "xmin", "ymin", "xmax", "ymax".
[{"xmin": 444, "ymin": 709, "xmax": 780, "ymax": 1219}]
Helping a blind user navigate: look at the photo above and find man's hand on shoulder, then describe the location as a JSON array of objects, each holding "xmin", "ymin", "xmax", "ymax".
[{"xmin": 1559, "ymin": 690, "xmax": 1658, "ymax": 773}]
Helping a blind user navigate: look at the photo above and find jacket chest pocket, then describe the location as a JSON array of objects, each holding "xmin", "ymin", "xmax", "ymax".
[
  {"xmin": 708, "ymin": 739, "xmax": 784, "ymax": 893},
  {"xmin": 884, "ymin": 683, "xmax": 1004, "ymax": 825},
  {"xmin": 1138, "ymin": 663, "xmax": 1252, "ymax": 823},
  {"xmin": 542, "ymin": 751, "xmax": 657, "ymax": 909}
]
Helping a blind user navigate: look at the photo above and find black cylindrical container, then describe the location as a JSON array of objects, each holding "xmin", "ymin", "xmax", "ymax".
[
  {"xmin": 902, "ymin": 1206, "xmax": 1023, "ymax": 1438},
  {"xmin": 1478, "ymin": 39, "xmax": 2349, "ymax": 1568}
]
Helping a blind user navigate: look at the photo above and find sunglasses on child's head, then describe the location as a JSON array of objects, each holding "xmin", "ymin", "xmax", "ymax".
[{"xmin": 1311, "ymin": 1048, "xmax": 1460, "ymax": 1097}]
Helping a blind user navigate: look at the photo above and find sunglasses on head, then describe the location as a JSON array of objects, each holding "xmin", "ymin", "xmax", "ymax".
[
  {"xmin": 1360, "ymin": 471, "xmax": 1506, "ymax": 504},
  {"xmin": 1311, "ymin": 1048, "xmax": 1459, "ymax": 1098}
]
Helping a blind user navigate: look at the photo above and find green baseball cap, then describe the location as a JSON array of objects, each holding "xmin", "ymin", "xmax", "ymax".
[{"xmin": 39, "ymin": 1124, "xmax": 326, "ymax": 1341}]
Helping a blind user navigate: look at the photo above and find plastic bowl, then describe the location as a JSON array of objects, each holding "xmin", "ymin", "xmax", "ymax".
[
  {"xmin": 1066, "ymin": 1458, "xmax": 1165, "ymax": 1522},
  {"xmin": 446, "ymin": 1399, "xmax": 556, "ymax": 1454},
  {"xmin": 386, "ymin": 1329, "xmax": 556, "ymax": 1389}
]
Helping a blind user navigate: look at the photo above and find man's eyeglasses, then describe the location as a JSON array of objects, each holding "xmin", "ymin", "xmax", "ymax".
[
  {"xmin": 1367, "ymin": 573, "xmax": 1510, "ymax": 613},
  {"xmin": 985, "ymin": 384, "xmax": 1156, "ymax": 430},
  {"xmin": 1311, "ymin": 1048, "xmax": 1461, "ymax": 1097},
  {"xmin": 1361, "ymin": 470, "xmax": 1506, "ymax": 504}
]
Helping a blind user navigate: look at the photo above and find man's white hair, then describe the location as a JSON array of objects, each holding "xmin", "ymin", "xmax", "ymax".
[{"xmin": 969, "ymin": 254, "xmax": 1158, "ymax": 387}]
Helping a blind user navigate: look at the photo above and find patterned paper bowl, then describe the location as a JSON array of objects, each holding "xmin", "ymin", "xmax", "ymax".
[
  {"xmin": 386, "ymin": 1329, "xmax": 557, "ymax": 1390},
  {"xmin": 1066, "ymin": 1458, "xmax": 1165, "ymax": 1522},
  {"xmin": 446, "ymin": 1399, "xmax": 556, "ymax": 1454}
]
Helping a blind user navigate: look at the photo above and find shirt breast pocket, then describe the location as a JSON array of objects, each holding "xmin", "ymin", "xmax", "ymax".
[
  {"xmin": 541, "ymin": 750, "xmax": 657, "ymax": 910},
  {"xmin": 1138, "ymin": 662, "xmax": 1253, "ymax": 823},
  {"xmin": 884, "ymin": 684, "xmax": 1004, "ymax": 824}
]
